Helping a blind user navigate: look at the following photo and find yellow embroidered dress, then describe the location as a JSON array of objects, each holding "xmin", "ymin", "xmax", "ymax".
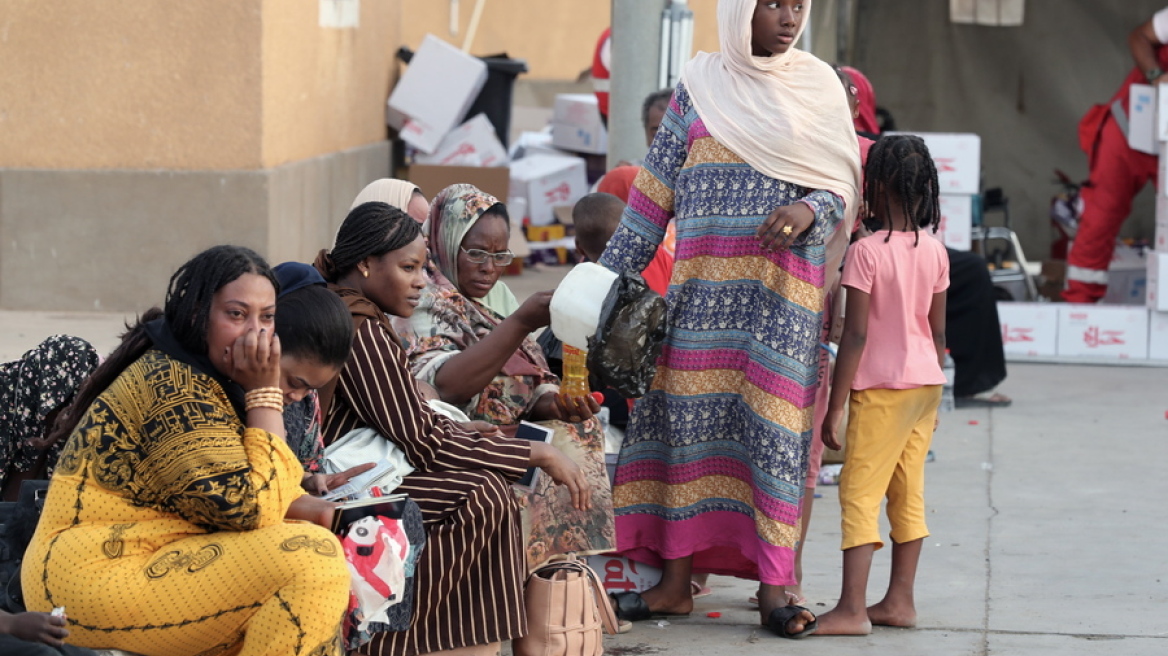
[{"xmin": 22, "ymin": 349, "xmax": 350, "ymax": 656}]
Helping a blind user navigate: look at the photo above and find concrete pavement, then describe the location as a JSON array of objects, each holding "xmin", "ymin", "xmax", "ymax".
[{"xmin": 3, "ymin": 263, "xmax": 1166, "ymax": 655}]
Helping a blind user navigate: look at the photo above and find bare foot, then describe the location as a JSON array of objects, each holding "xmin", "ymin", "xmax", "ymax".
[
  {"xmin": 813, "ymin": 607, "xmax": 872, "ymax": 636},
  {"xmin": 867, "ymin": 599, "xmax": 917, "ymax": 628},
  {"xmin": 638, "ymin": 585, "xmax": 694, "ymax": 616}
]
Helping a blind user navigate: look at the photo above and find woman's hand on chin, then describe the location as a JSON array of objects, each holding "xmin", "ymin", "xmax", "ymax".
[
  {"xmin": 224, "ymin": 328, "xmax": 282, "ymax": 391},
  {"xmin": 529, "ymin": 442, "xmax": 592, "ymax": 511}
]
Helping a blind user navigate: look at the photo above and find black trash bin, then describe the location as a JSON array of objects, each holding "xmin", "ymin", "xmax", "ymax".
[{"xmin": 396, "ymin": 48, "xmax": 528, "ymax": 149}]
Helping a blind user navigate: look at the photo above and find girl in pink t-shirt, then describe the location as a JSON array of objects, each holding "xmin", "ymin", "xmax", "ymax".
[{"xmin": 815, "ymin": 135, "xmax": 950, "ymax": 636}]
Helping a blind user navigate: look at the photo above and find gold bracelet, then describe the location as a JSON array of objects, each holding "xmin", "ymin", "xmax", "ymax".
[
  {"xmin": 246, "ymin": 400, "xmax": 285, "ymax": 412},
  {"xmin": 244, "ymin": 386, "xmax": 283, "ymax": 401}
]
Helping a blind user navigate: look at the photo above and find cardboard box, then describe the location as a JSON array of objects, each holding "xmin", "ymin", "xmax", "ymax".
[
  {"xmin": 413, "ymin": 114, "xmax": 509, "ymax": 168},
  {"xmin": 1148, "ymin": 310, "xmax": 1168, "ymax": 360},
  {"xmin": 389, "ymin": 35, "xmax": 488, "ymax": 154},
  {"xmin": 408, "ymin": 164, "xmax": 509, "ymax": 205},
  {"xmin": 897, "ymin": 132, "xmax": 981, "ymax": 195},
  {"xmin": 997, "ymin": 302, "xmax": 1059, "ymax": 357},
  {"xmin": 1057, "ymin": 305, "xmax": 1149, "ymax": 360},
  {"xmin": 550, "ymin": 94, "xmax": 608, "ymax": 155},
  {"xmin": 585, "ymin": 555, "xmax": 662, "ymax": 594},
  {"xmin": 1101, "ymin": 244, "xmax": 1147, "ymax": 305},
  {"xmin": 938, "ymin": 193, "xmax": 973, "ymax": 251},
  {"xmin": 1147, "ymin": 252, "xmax": 1168, "ymax": 312},
  {"xmin": 509, "ymin": 155, "xmax": 588, "ymax": 227},
  {"xmin": 1128, "ymin": 83, "xmax": 1157, "ymax": 155}
]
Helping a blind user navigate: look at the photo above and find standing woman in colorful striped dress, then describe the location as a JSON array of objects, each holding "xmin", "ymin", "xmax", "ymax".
[{"xmin": 599, "ymin": 0, "xmax": 860, "ymax": 639}]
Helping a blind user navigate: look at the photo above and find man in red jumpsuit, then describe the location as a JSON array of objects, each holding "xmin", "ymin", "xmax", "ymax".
[{"xmin": 1066, "ymin": 8, "xmax": 1168, "ymax": 303}]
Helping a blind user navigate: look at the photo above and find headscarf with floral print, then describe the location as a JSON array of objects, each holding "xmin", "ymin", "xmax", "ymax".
[{"xmin": 427, "ymin": 184, "xmax": 503, "ymax": 293}]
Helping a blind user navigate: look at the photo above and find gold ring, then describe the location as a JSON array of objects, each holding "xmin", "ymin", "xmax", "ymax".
[
  {"xmin": 569, "ymin": 415, "xmax": 582, "ymax": 423},
  {"xmin": 781, "ymin": 225, "xmax": 794, "ymax": 236}
]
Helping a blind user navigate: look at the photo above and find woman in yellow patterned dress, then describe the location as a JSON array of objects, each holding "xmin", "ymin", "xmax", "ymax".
[{"xmin": 22, "ymin": 246, "xmax": 350, "ymax": 656}]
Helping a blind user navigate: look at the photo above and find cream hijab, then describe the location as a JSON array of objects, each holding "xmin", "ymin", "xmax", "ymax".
[
  {"xmin": 350, "ymin": 178, "xmax": 419, "ymax": 211},
  {"xmin": 682, "ymin": 0, "xmax": 860, "ymax": 227}
]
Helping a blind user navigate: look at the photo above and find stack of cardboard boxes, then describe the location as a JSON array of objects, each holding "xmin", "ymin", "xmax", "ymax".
[
  {"xmin": 387, "ymin": 35, "xmax": 601, "ymax": 273},
  {"xmin": 994, "ymin": 82, "xmax": 1168, "ymax": 363},
  {"xmin": 910, "ymin": 132, "xmax": 980, "ymax": 252}
]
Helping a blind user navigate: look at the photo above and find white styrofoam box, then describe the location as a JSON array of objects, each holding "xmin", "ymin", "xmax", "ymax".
[
  {"xmin": 388, "ymin": 35, "xmax": 487, "ymax": 154},
  {"xmin": 509, "ymin": 154, "xmax": 588, "ymax": 227},
  {"xmin": 896, "ymin": 132, "xmax": 981, "ymax": 195},
  {"xmin": 996, "ymin": 302, "xmax": 1058, "ymax": 357},
  {"xmin": 1101, "ymin": 244, "xmax": 1147, "ymax": 305},
  {"xmin": 550, "ymin": 94, "xmax": 608, "ymax": 155},
  {"xmin": 413, "ymin": 114, "xmax": 509, "ymax": 168},
  {"xmin": 509, "ymin": 129, "xmax": 576, "ymax": 161},
  {"xmin": 585, "ymin": 554, "xmax": 662, "ymax": 594},
  {"xmin": 1057, "ymin": 305, "xmax": 1149, "ymax": 360},
  {"xmin": 1155, "ymin": 195, "xmax": 1168, "ymax": 252},
  {"xmin": 937, "ymin": 193, "xmax": 973, "ymax": 251},
  {"xmin": 1129, "ymin": 83, "xmax": 1157, "ymax": 155},
  {"xmin": 1148, "ymin": 310, "xmax": 1168, "ymax": 360},
  {"xmin": 1148, "ymin": 252, "xmax": 1168, "ymax": 312}
]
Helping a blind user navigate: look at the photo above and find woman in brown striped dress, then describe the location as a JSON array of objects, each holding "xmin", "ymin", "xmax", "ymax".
[{"xmin": 312, "ymin": 201, "xmax": 591, "ymax": 656}]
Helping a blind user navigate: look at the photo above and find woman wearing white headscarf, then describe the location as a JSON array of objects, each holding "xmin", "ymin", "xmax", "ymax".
[{"xmin": 598, "ymin": 0, "xmax": 859, "ymax": 638}]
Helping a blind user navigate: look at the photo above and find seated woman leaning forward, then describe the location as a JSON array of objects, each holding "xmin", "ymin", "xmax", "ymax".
[
  {"xmin": 313, "ymin": 201, "xmax": 591, "ymax": 656},
  {"xmin": 396, "ymin": 183, "xmax": 615, "ymax": 570},
  {"xmin": 21, "ymin": 245, "xmax": 350, "ymax": 656}
]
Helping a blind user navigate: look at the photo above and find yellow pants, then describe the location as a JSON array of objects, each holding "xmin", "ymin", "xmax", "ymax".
[{"xmin": 838, "ymin": 386, "xmax": 940, "ymax": 551}]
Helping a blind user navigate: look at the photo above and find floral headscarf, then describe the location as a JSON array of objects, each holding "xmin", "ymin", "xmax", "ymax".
[
  {"xmin": 426, "ymin": 183, "xmax": 502, "ymax": 290},
  {"xmin": 0, "ymin": 335, "xmax": 100, "ymax": 488}
]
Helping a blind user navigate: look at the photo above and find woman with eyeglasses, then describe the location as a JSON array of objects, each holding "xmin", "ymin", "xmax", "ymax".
[{"xmin": 397, "ymin": 183, "xmax": 615, "ymax": 572}]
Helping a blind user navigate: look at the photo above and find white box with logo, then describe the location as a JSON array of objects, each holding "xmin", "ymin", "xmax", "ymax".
[
  {"xmin": 1129, "ymin": 83, "xmax": 1157, "ymax": 155},
  {"xmin": 897, "ymin": 132, "xmax": 981, "ymax": 195},
  {"xmin": 413, "ymin": 114, "xmax": 509, "ymax": 168},
  {"xmin": 996, "ymin": 302, "xmax": 1058, "ymax": 358},
  {"xmin": 938, "ymin": 193, "xmax": 973, "ymax": 251},
  {"xmin": 1057, "ymin": 305, "xmax": 1149, "ymax": 360},
  {"xmin": 509, "ymin": 154, "xmax": 588, "ymax": 226},
  {"xmin": 585, "ymin": 554, "xmax": 662, "ymax": 595},
  {"xmin": 550, "ymin": 94, "xmax": 608, "ymax": 155},
  {"xmin": 388, "ymin": 35, "xmax": 488, "ymax": 154},
  {"xmin": 1148, "ymin": 310, "xmax": 1168, "ymax": 360}
]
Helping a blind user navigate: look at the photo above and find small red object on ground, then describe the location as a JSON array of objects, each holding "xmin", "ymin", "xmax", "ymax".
[
  {"xmin": 706, "ymin": 612, "xmax": 721, "ymax": 618},
  {"xmin": 968, "ymin": 420, "xmax": 979, "ymax": 425}
]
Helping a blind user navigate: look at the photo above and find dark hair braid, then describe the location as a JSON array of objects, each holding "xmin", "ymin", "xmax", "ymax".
[
  {"xmin": 324, "ymin": 201, "xmax": 421, "ymax": 282},
  {"xmin": 864, "ymin": 135, "xmax": 941, "ymax": 246},
  {"xmin": 43, "ymin": 245, "xmax": 276, "ymax": 448}
]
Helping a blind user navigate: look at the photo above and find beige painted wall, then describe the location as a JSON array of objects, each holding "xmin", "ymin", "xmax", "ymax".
[
  {"xmin": 398, "ymin": 1, "xmax": 847, "ymax": 82},
  {"xmin": 260, "ymin": 0, "xmax": 401, "ymax": 168},
  {"xmin": 0, "ymin": 0, "xmax": 263, "ymax": 170},
  {"xmin": 0, "ymin": 0, "xmax": 402, "ymax": 171}
]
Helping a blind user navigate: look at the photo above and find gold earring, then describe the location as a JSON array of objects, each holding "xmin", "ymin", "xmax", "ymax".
[{"xmin": 362, "ymin": 269, "xmax": 369, "ymax": 278}]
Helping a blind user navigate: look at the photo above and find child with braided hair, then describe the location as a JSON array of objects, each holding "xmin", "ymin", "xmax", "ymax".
[{"xmin": 816, "ymin": 134, "xmax": 949, "ymax": 636}]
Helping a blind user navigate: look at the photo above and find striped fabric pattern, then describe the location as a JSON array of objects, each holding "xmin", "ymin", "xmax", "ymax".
[
  {"xmin": 323, "ymin": 318, "xmax": 531, "ymax": 656},
  {"xmin": 598, "ymin": 83, "xmax": 843, "ymax": 586}
]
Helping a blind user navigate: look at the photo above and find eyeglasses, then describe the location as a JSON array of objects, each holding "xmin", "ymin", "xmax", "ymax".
[{"xmin": 460, "ymin": 247, "xmax": 515, "ymax": 266}]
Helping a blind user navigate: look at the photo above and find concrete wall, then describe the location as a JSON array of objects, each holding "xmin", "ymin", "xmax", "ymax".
[{"xmin": 0, "ymin": 142, "xmax": 390, "ymax": 312}]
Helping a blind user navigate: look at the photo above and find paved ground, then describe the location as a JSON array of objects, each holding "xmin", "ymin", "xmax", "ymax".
[{"xmin": 4, "ymin": 263, "xmax": 1166, "ymax": 655}]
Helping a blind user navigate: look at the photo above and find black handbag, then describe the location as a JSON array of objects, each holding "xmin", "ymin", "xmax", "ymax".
[{"xmin": 0, "ymin": 479, "xmax": 50, "ymax": 613}]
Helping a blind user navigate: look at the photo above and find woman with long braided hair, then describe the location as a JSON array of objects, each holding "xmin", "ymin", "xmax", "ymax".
[
  {"xmin": 313, "ymin": 201, "xmax": 589, "ymax": 656},
  {"xmin": 23, "ymin": 245, "xmax": 350, "ymax": 655}
]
